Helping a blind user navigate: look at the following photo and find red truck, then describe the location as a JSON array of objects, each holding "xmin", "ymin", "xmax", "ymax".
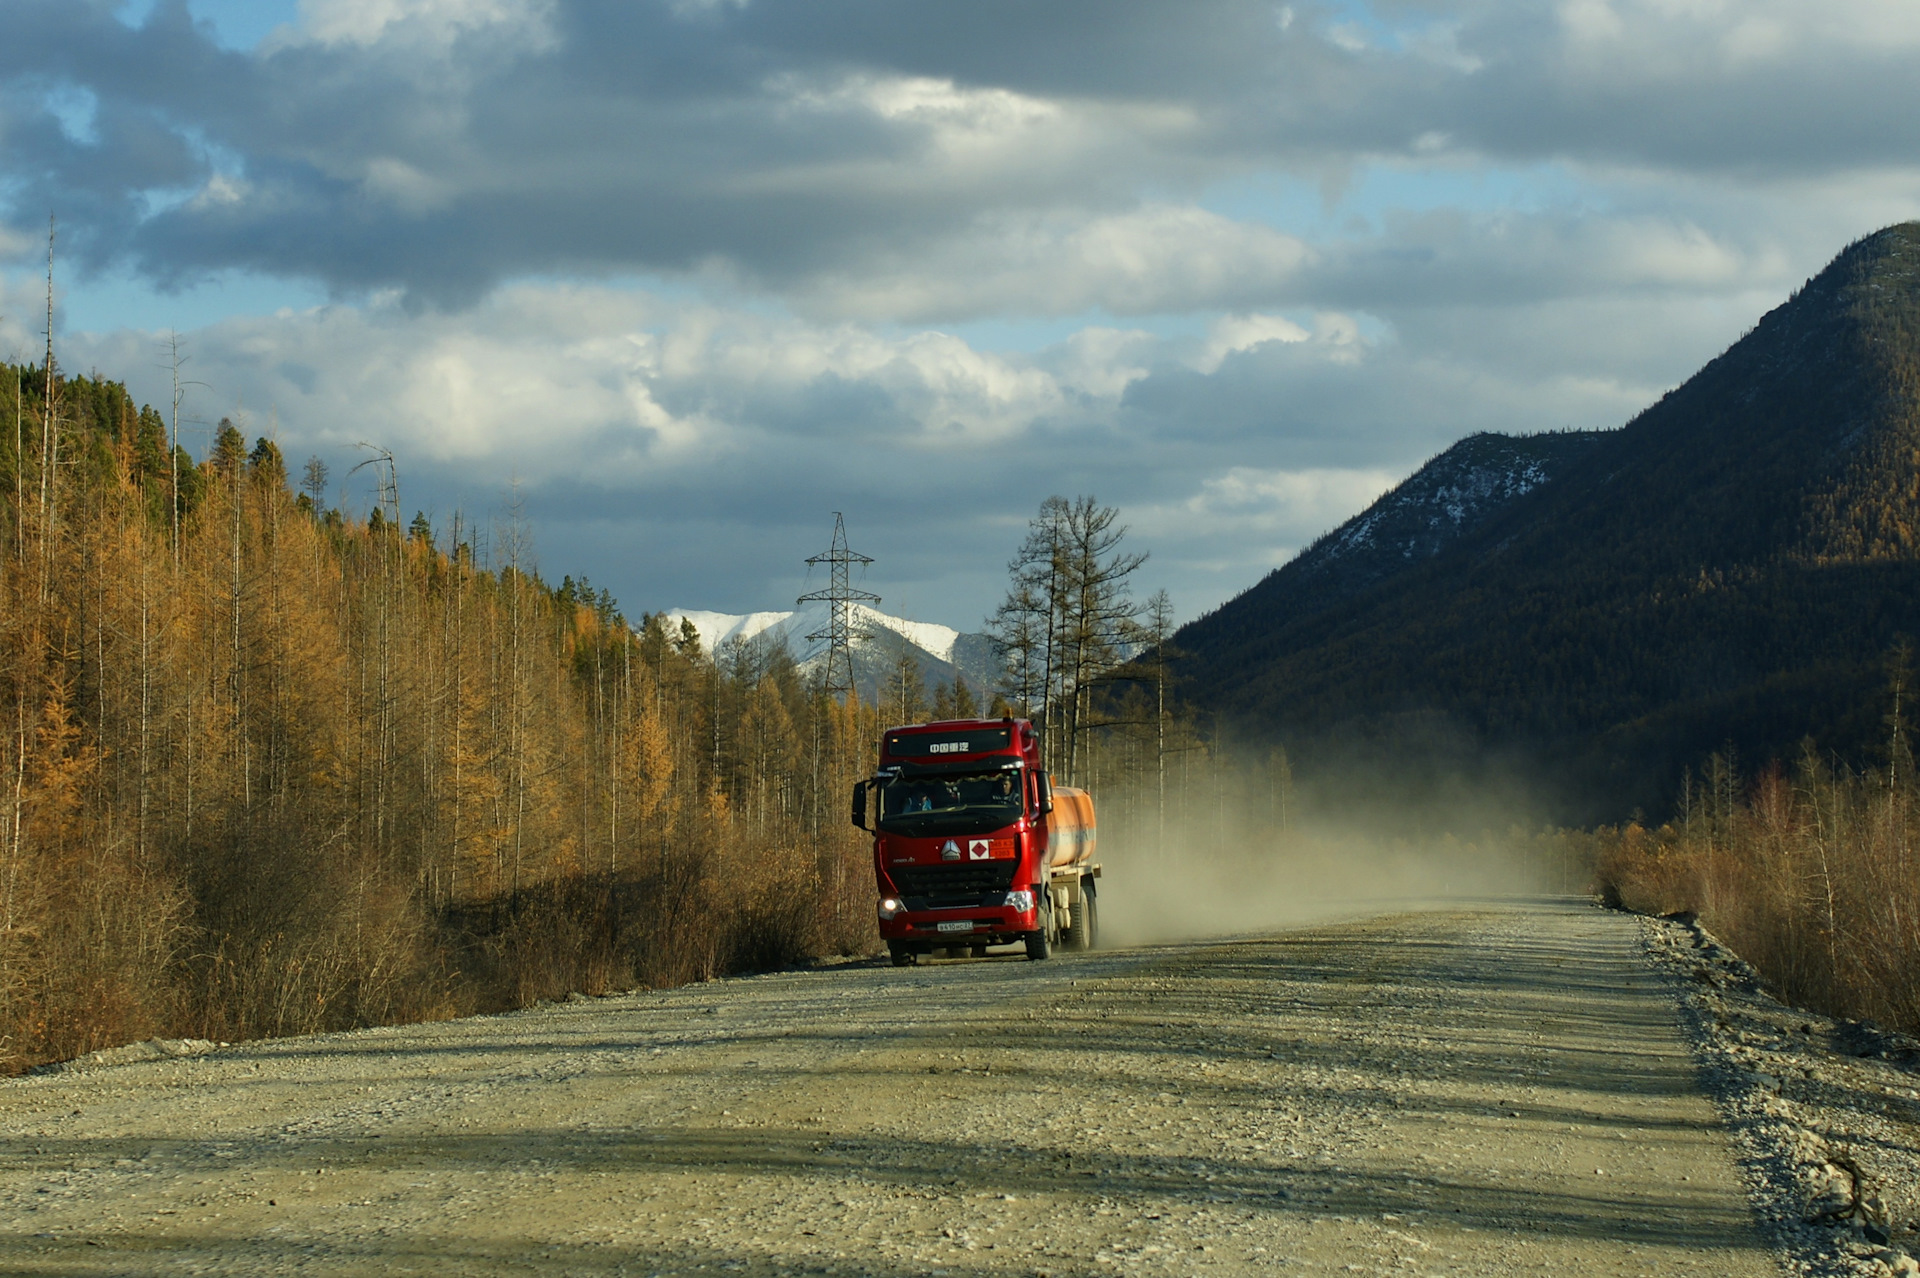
[{"xmin": 851, "ymin": 717, "xmax": 1100, "ymax": 965}]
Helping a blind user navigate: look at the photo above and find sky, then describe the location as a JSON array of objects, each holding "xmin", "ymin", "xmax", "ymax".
[{"xmin": 3, "ymin": 0, "xmax": 1918, "ymax": 633}]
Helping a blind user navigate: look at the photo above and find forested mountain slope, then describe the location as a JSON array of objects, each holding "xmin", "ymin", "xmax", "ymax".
[
  {"xmin": 1171, "ymin": 222, "xmax": 1920, "ymax": 818},
  {"xmin": 1178, "ymin": 429, "xmax": 1607, "ymax": 668}
]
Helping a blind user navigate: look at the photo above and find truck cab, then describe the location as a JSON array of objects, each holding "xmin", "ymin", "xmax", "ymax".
[{"xmin": 851, "ymin": 717, "xmax": 1099, "ymax": 964}]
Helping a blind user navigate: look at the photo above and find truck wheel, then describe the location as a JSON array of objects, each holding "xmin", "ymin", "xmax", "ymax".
[
  {"xmin": 1084, "ymin": 888, "xmax": 1099, "ymax": 949},
  {"xmin": 1064, "ymin": 895, "xmax": 1091, "ymax": 951},
  {"xmin": 968, "ymin": 944, "xmax": 988, "ymax": 958},
  {"xmin": 1025, "ymin": 904, "xmax": 1052, "ymax": 960},
  {"xmin": 889, "ymin": 942, "xmax": 916, "ymax": 967}
]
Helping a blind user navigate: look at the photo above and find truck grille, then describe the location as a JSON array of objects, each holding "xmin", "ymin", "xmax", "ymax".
[{"xmin": 889, "ymin": 862, "xmax": 1017, "ymax": 908}]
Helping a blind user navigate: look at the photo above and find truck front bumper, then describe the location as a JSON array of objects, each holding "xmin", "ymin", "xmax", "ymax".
[{"xmin": 878, "ymin": 901, "xmax": 1037, "ymax": 944}]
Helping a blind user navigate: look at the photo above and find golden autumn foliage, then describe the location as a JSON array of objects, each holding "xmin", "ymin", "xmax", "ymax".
[
  {"xmin": 0, "ymin": 363, "xmax": 883, "ymax": 1072},
  {"xmin": 1594, "ymin": 746, "xmax": 1920, "ymax": 1036}
]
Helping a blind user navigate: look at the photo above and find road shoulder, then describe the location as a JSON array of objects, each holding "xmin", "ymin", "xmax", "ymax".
[{"xmin": 1643, "ymin": 913, "xmax": 1920, "ymax": 1278}]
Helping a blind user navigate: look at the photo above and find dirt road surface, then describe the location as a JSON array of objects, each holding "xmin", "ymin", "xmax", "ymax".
[{"xmin": 1, "ymin": 900, "xmax": 1781, "ymax": 1276}]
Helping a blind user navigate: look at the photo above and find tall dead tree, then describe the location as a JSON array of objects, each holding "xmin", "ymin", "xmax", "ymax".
[
  {"xmin": 38, "ymin": 218, "xmax": 60, "ymax": 603},
  {"xmin": 1059, "ymin": 496, "xmax": 1146, "ymax": 783},
  {"xmin": 992, "ymin": 496, "xmax": 1145, "ymax": 784}
]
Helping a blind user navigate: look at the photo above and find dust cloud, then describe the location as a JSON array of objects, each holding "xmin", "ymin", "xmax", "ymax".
[{"xmin": 1093, "ymin": 804, "xmax": 1581, "ymax": 948}]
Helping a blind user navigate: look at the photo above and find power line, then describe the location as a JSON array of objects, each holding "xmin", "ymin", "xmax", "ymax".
[{"xmin": 799, "ymin": 512, "xmax": 878, "ymax": 697}]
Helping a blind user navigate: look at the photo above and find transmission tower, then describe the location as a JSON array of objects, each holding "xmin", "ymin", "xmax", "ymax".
[{"xmin": 799, "ymin": 512, "xmax": 879, "ymax": 697}]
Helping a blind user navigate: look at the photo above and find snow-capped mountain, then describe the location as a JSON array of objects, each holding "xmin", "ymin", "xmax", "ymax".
[
  {"xmin": 661, "ymin": 603, "xmax": 1001, "ymax": 703},
  {"xmin": 1283, "ymin": 430, "xmax": 1609, "ymax": 598},
  {"xmin": 1173, "ymin": 429, "xmax": 1608, "ymax": 670},
  {"xmin": 665, "ymin": 608, "xmax": 813, "ymax": 655}
]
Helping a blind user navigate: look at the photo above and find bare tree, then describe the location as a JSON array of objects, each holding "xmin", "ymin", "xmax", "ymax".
[
  {"xmin": 989, "ymin": 495, "xmax": 1147, "ymax": 784},
  {"xmin": 1057, "ymin": 496, "xmax": 1147, "ymax": 783},
  {"xmin": 38, "ymin": 218, "xmax": 60, "ymax": 603},
  {"xmin": 985, "ymin": 578, "xmax": 1046, "ymax": 716},
  {"xmin": 1141, "ymin": 588, "xmax": 1176, "ymax": 856},
  {"xmin": 162, "ymin": 332, "xmax": 206, "ymax": 570},
  {"xmin": 302, "ymin": 456, "xmax": 329, "ymax": 511},
  {"xmin": 999, "ymin": 496, "xmax": 1070, "ymax": 759}
]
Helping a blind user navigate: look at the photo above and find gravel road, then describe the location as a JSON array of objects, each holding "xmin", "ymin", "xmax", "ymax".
[{"xmin": 1, "ymin": 899, "xmax": 1784, "ymax": 1276}]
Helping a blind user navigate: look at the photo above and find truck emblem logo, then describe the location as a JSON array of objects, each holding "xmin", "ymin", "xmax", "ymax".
[
  {"xmin": 941, "ymin": 840, "xmax": 961, "ymax": 861},
  {"xmin": 968, "ymin": 839, "xmax": 990, "ymax": 860}
]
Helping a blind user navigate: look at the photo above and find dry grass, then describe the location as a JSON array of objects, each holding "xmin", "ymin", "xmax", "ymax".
[
  {"xmin": 3, "ymin": 822, "xmax": 877, "ymax": 1072},
  {"xmin": 450, "ymin": 830, "xmax": 872, "ymax": 1013},
  {"xmin": 1594, "ymin": 753, "xmax": 1920, "ymax": 1035}
]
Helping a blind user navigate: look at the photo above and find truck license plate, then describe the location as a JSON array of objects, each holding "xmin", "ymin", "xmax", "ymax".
[{"xmin": 936, "ymin": 921, "xmax": 975, "ymax": 934}]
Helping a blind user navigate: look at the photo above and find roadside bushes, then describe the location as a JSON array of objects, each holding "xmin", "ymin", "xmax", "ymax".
[
  {"xmin": 450, "ymin": 828, "xmax": 869, "ymax": 1012},
  {"xmin": 1594, "ymin": 749, "xmax": 1920, "ymax": 1035},
  {"xmin": 4, "ymin": 793, "xmax": 877, "ymax": 1071}
]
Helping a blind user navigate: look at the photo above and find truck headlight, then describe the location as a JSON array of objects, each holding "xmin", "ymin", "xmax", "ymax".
[
  {"xmin": 1003, "ymin": 890, "xmax": 1035, "ymax": 912},
  {"xmin": 878, "ymin": 897, "xmax": 905, "ymax": 920}
]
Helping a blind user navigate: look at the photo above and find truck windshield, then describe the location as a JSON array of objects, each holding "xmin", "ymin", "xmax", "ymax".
[{"xmin": 877, "ymin": 771, "xmax": 1022, "ymax": 835}]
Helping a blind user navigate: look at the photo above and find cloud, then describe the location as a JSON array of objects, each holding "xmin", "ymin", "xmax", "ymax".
[
  {"xmin": 3, "ymin": 0, "xmax": 1916, "ymax": 309},
  {"xmin": 795, "ymin": 206, "xmax": 1313, "ymax": 322},
  {"xmin": 7, "ymin": 0, "xmax": 1919, "ymax": 637},
  {"xmin": 43, "ymin": 270, "xmax": 1684, "ymax": 626},
  {"xmin": 1191, "ymin": 313, "xmax": 1312, "ymax": 374},
  {"xmin": 1128, "ymin": 465, "xmax": 1400, "ymax": 578},
  {"xmin": 277, "ymin": 0, "xmax": 555, "ymax": 51}
]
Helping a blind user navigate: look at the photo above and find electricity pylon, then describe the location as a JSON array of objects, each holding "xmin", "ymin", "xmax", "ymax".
[{"xmin": 799, "ymin": 512, "xmax": 879, "ymax": 697}]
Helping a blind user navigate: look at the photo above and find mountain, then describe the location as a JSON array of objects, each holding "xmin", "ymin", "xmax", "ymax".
[
  {"xmin": 1170, "ymin": 223, "xmax": 1920, "ymax": 819},
  {"xmin": 662, "ymin": 604, "xmax": 1002, "ymax": 705},
  {"xmin": 1184, "ymin": 429, "xmax": 1608, "ymax": 662}
]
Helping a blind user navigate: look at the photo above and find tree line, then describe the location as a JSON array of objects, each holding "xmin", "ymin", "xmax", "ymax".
[{"xmin": 0, "ymin": 357, "xmax": 900, "ymax": 1071}]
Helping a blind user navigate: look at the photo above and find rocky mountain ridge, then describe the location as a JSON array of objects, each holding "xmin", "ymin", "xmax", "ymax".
[
  {"xmin": 1183, "ymin": 429, "xmax": 1608, "ymax": 661},
  {"xmin": 1167, "ymin": 222, "xmax": 1920, "ymax": 818}
]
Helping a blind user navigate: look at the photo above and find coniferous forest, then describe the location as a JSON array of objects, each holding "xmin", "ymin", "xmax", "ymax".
[{"xmin": 0, "ymin": 359, "xmax": 920, "ymax": 1072}]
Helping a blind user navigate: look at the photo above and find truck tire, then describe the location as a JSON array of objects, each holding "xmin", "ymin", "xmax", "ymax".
[
  {"xmin": 1064, "ymin": 894, "xmax": 1091, "ymax": 951},
  {"xmin": 1025, "ymin": 903, "xmax": 1053, "ymax": 961},
  {"xmin": 1083, "ymin": 885, "xmax": 1099, "ymax": 949},
  {"xmin": 888, "ymin": 942, "xmax": 916, "ymax": 967},
  {"xmin": 968, "ymin": 943, "xmax": 989, "ymax": 958}
]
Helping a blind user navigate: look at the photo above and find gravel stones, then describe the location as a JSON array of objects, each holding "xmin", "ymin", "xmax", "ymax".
[
  {"xmin": 28, "ymin": 1038, "xmax": 219, "ymax": 1074},
  {"xmin": 1644, "ymin": 913, "xmax": 1920, "ymax": 1277}
]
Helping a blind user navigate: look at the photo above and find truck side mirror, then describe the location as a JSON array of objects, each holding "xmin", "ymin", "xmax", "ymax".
[
  {"xmin": 850, "ymin": 780, "xmax": 869, "ymax": 830},
  {"xmin": 1034, "ymin": 771, "xmax": 1054, "ymax": 814}
]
